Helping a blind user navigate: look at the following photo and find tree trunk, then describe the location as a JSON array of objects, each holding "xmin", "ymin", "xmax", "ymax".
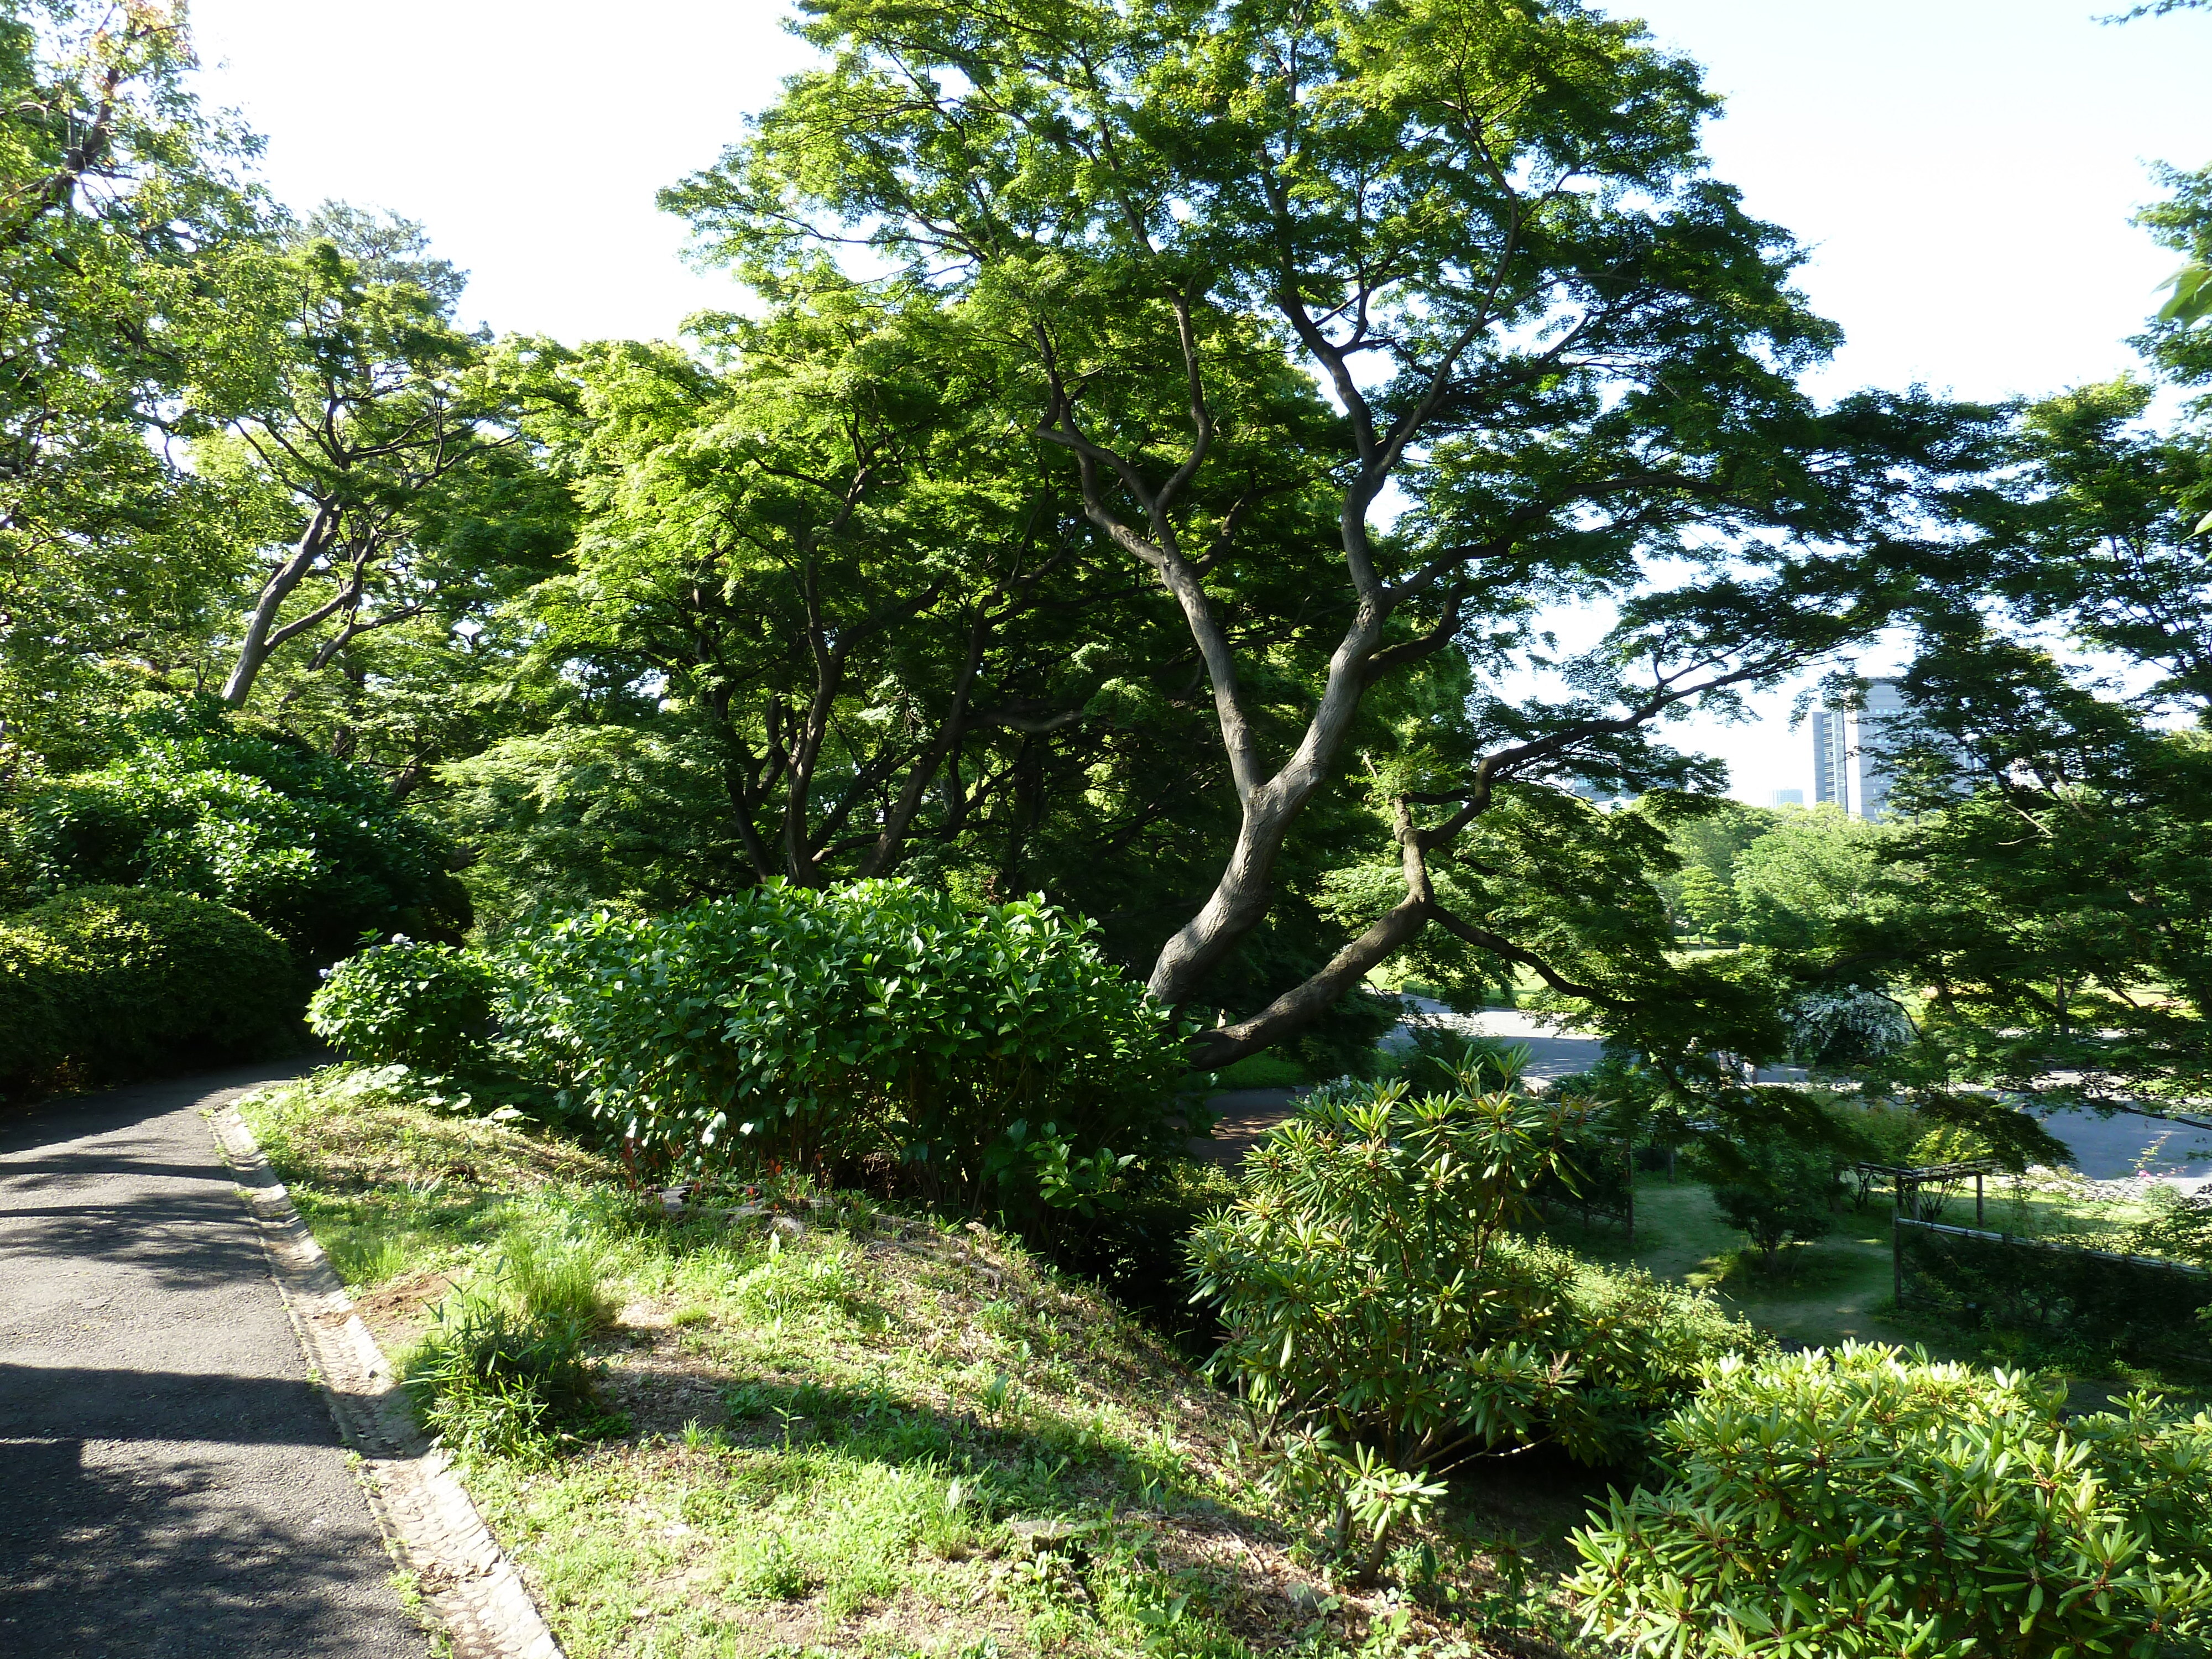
[{"xmin": 222, "ymin": 502, "xmax": 338, "ymax": 707}]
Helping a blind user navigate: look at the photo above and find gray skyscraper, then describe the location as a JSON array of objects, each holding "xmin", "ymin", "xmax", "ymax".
[{"xmin": 1811, "ymin": 679, "xmax": 1907, "ymax": 819}]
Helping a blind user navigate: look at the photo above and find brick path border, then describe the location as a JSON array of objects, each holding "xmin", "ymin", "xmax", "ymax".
[{"xmin": 206, "ymin": 1100, "xmax": 564, "ymax": 1659}]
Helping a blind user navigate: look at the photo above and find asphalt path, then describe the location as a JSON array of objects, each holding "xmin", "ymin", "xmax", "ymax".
[
  {"xmin": 0, "ymin": 1065, "xmax": 425, "ymax": 1658},
  {"xmin": 1198, "ymin": 1007, "xmax": 2212, "ymax": 1183}
]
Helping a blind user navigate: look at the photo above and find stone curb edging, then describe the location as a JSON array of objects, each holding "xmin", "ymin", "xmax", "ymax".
[{"xmin": 205, "ymin": 1099, "xmax": 564, "ymax": 1659}]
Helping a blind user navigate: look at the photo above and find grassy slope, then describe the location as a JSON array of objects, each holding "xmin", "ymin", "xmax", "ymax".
[{"xmin": 242, "ymin": 1071, "xmax": 1605, "ymax": 1659}]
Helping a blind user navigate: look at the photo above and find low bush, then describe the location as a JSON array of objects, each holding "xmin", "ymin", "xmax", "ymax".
[
  {"xmin": 403, "ymin": 1228, "xmax": 617, "ymax": 1458},
  {"xmin": 1692, "ymin": 1131, "xmax": 1838, "ymax": 1267},
  {"xmin": 308, "ymin": 939, "xmax": 498, "ymax": 1070},
  {"xmin": 1188, "ymin": 1079, "xmax": 1767, "ymax": 1578},
  {"xmin": 1568, "ymin": 1344, "xmax": 2212, "ymax": 1658},
  {"xmin": 0, "ymin": 886, "xmax": 304, "ymax": 1099},
  {"xmin": 2, "ymin": 698, "xmax": 469, "ymax": 961},
  {"xmin": 404, "ymin": 1284, "xmax": 599, "ymax": 1458},
  {"xmin": 499, "ymin": 879, "xmax": 1190, "ymax": 1213}
]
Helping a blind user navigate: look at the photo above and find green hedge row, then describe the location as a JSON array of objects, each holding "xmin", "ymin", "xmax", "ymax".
[
  {"xmin": 0, "ymin": 886, "xmax": 306, "ymax": 1102},
  {"xmin": 1897, "ymin": 1217, "xmax": 2212, "ymax": 1361},
  {"xmin": 309, "ymin": 880, "xmax": 1192, "ymax": 1218}
]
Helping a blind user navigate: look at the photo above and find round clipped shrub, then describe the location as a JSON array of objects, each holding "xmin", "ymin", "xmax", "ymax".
[
  {"xmin": 0, "ymin": 886, "xmax": 304, "ymax": 1098},
  {"xmin": 498, "ymin": 879, "xmax": 1187, "ymax": 1204},
  {"xmin": 309, "ymin": 940, "xmax": 498, "ymax": 1070},
  {"xmin": 2, "ymin": 700, "xmax": 469, "ymax": 961},
  {"xmin": 1568, "ymin": 1344, "xmax": 2212, "ymax": 1658}
]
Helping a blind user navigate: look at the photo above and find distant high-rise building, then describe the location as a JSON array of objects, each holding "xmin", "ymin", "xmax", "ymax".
[
  {"xmin": 1811, "ymin": 679, "xmax": 1907, "ymax": 819},
  {"xmin": 1771, "ymin": 788, "xmax": 1804, "ymax": 807}
]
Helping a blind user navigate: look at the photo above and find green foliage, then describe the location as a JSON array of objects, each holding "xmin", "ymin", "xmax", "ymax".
[
  {"xmin": 0, "ymin": 3, "xmax": 273, "ymax": 759},
  {"xmin": 1568, "ymin": 1345, "xmax": 2212, "ymax": 1658},
  {"xmin": 1730, "ymin": 807, "xmax": 1893, "ymax": 951},
  {"xmin": 1187, "ymin": 1077, "xmax": 1767, "ymax": 1572},
  {"xmin": 499, "ymin": 879, "xmax": 1188, "ymax": 1211},
  {"xmin": 0, "ymin": 885, "xmax": 302, "ymax": 1100},
  {"xmin": 1899, "ymin": 1220, "xmax": 2212, "ymax": 1365},
  {"xmin": 308, "ymin": 940, "xmax": 498, "ymax": 1070},
  {"xmin": 1674, "ymin": 865, "xmax": 1739, "ymax": 942},
  {"xmin": 1399, "ymin": 1025, "xmax": 1529, "ymax": 1098},
  {"xmin": 2112, "ymin": 1187, "xmax": 2212, "ymax": 1271},
  {"xmin": 404, "ymin": 1277, "xmax": 602, "ymax": 1460},
  {"xmin": 1657, "ymin": 799, "xmax": 1776, "ymax": 940},
  {"xmin": 1694, "ymin": 1133, "xmax": 1838, "ymax": 1267},
  {"xmin": 3, "ymin": 700, "xmax": 469, "ymax": 959},
  {"xmin": 657, "ymin": 0, "xmax": 1996, "ymax": 1073}
]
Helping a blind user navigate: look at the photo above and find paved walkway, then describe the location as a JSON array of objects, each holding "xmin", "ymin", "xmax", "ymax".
[{"xmin": 0, "ymin": 1065, "xmax": 425, "ymax": 1657}]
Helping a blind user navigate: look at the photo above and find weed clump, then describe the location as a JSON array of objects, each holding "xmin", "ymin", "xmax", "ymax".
[{"xmin": 403, "ymin": 1233, "xmax": 616, "ymax": 1457}]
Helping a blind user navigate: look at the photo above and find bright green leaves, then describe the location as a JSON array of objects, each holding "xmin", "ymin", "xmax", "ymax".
[
  {"xmin": 0, "ymin": 2, "xmax": 274, "ymax": 755},
  {"xmin": 1189, "ymin": 1072, "xmax": 1766, "ymax": 1573},
  {"xmin": 309, "ymin": 939, "xmax": 499, "ymax": 1071},
  {"xmin": 2, "ymin": 698, "xmax": 470, "ymax": 962},
  {"xmin": 1568, "ymin": 1345, "xmax": 2212, "ymax": 1658},
  {"xmin": 496, "ymin": 878, "xmax": 1187, "ymax": 1210}
]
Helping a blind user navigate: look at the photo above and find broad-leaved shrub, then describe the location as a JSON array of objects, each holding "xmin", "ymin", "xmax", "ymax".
[
  {"xmin": 309, "ymin": 938, "xmax": 498, "ymax": 1069},
  {"xmin": 2, "ymin": 700, "xmax": 468, "ymax": 959},
  {"xmin": 499, "ymin": 880, "xmax": 1186, "ymax": 1209},
  {"xmin": 0, "ymin": 886, "xmax": 303, "ymax": 1098},
  {"xmin": 1569, "ymin": 1344, "xmax": 2212, "ymax": 1658}
]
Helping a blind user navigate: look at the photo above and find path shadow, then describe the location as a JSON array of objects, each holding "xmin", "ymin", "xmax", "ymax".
[
  {"xmin": 0, "ymin": 1183, "xmax": 272, "ymax": 1295},
  {"xmin": 0, "ymin": 1436, "xmax": 416, "ymax": 1658},
  {"xmin": 0, "ymin": 1363, "xmax": 358, "ymax": 1446},
  {"xmin": 0, "ymin": 1055, "xmax": 324, "ymax": 1153}
]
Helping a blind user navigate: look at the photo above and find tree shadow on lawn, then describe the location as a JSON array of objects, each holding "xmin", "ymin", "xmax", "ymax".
[
  {"xmin": 529, "ymin": 1366, "xmax": 1346, "ymax": 1656},
  {"xmin": 564, "ymin": 1366, "xmax": 1626, "ymax": 1658}
]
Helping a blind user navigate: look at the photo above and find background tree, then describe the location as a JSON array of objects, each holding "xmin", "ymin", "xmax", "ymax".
[
  {"xmin": 1841, "ymin": 160, "xmax": 2212, "ymax": 1129},
  {"xmin": 0, "ymin": 1, "xmax": 271, "ymax": 764},
  {"xmin": 670, "ymin": 0, "xmax": 1997, "ymax": 1068},
  {"xmin": 199, "ymin": 205, "xmax": 570, "ymax": 761}
]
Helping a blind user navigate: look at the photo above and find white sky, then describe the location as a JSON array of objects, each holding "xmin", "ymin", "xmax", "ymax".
[{"xmin": 187, "ymin": 0, "xmax": 2211, "ymax": 802}]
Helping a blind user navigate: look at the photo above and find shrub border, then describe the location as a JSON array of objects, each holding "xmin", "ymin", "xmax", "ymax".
[
  {"xmin": 1894, "ymin": 1215, "xmax": 2212, "ymax": 1360},
  {"xmin": 205, "ymin": 1100, "xmax": 564, "ymax": 1659}
]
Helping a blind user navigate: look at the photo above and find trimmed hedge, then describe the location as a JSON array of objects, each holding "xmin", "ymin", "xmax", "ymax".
[
  {"xmin": 3, "ymin": 701, "xmax": 469, "ymax": 961},
  {"xmin": 0, "ymin": 886, "xmax": 305, "ymax": 1099}
]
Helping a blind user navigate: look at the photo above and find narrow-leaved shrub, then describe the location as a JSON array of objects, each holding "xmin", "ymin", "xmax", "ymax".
[
  {"xmin": 1188, "ymin": 1076, "xmax": 1768, "ymax": 1576},
  {"xmin": 1568, "ymin": 1344, "xmax": 2212, "ymax": 1658}
]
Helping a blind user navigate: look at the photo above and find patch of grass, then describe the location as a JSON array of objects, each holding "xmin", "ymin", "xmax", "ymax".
[
  {"xmin": 255, "ymin": 1065, "xmax": 1612, "ymax": 1658},
  {"xmin": 1206, "ymin": 1053, "xmax": 1307, "ymax": 1091},
  {"xmin": 1538, "ymin": 1176, "xmax": 1968, "ymax": 1358}
]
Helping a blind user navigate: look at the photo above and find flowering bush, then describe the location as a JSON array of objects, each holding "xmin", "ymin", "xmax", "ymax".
[
  {"xmin": 1786, "ymin": 984, "xmax": 1914, "ymax": 1071},
  {"xmin": 309, "ymin": 939, "xmax": 499, "ymax": 1070}
]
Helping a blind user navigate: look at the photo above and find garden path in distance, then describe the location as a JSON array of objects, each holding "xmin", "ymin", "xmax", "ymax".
[{"xmin": 0, "ymin": 1065, "xmax": 426, "ymax": 1658}]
